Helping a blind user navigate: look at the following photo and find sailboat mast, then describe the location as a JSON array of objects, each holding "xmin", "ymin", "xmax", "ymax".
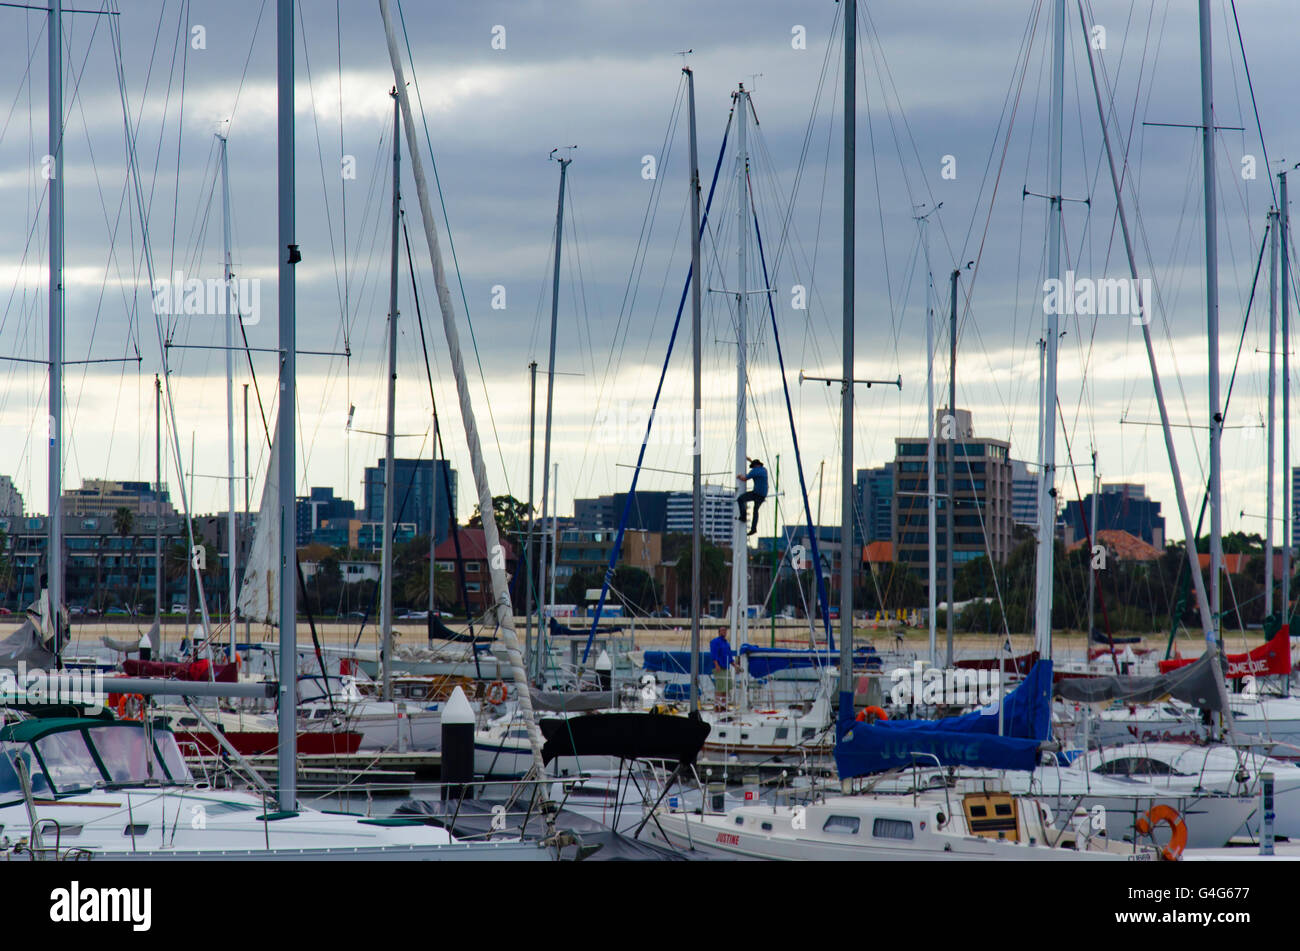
[
  {"xmin": 219, "ymin": 133, "xmax": 238, "ymax": 663},
  {"xmin": 242, "ymin": 383, "xmax": 250, "ymax": 644},
  {"xmin": 380, "ymin": 89, "xmax": 400, "ymax": 703},
  {"xmin": 275, "ymin": 0, "xmax": 299, "ymax": 810},
  {"xmin": 685, "ymin": 65, "xmax": 703, "ymax": 714},
  {"xmin": 525, "ymin": 360, "xmax": 537, "ymax": 679},
  {"xmin": 537, "ymin": 154, "xmax": 570, "ymax": 665},
  {"xmin": 47, "ymin": 0, "xmax": 63, "ymax": 661},
  {"xmin": 1267, "ymin": 207, "xmax": 1278, "ymax": 617},
  {"xmin": 1076, "ymin": 0, "xmax": 1215, "ymax": 636},
  {"xmin": 154, "ymin": 375, "xmax": 162, "ymax": 639},
  {"xmin": 1281, "ymin": 169, "xmax": 1291, "ymax": 621},
  {"xmin": 921, "ymin": 211, "xmax": 936, "ymax": 665},
  {"xmin": 731, "ymin": 84, "xmax": 750, "ymax": 655},
  {"xmin": 1199, "ymin": 0, "xmax": 1222, "ymax": 645},
  {"xmin": 1087, "ymin": 452, "xmax": 1098, "ymax": 636},
  {"xmin": 839, "ymin": 0, "xmax": 856, "ymax": 702},
  {"xmin": 379, "ymin": 0, "xmax": 550, "ymax": 787},
  {"xmin": 946, "ymin": 268, "xmax": 957, "ymax": 666},
  {"xmin": 1034, "ymin": 0, "xmax": 1064, "ymax": 658},
  {"xmin": 550, "ymin": 462, "xmax": 558, "ymax": 610}
]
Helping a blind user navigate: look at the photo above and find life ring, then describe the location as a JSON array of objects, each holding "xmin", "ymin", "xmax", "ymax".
[
  {"xmin": 855, "ymin": 705, "xmax": 889, "ymax": 723},
  {"xmin": 486, "ymin": 681, "xmax": 507, "ymax": 706},
  {"xmin": 1134, "ymin": 804, "xmax": 1187, "ymax": 861},
  {"xmin": 114, "ymin": 693, "xmax": 145, "ymax": 721}
]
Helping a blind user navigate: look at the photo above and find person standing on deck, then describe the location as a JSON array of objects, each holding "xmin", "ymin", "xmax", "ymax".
[
  {"xmin": 709, "ymin": 626, "xmax": 741, "ymax": 710},
  {"xmin": 736, "ymin": 458, "xmax": 768, "ymax": 537}
]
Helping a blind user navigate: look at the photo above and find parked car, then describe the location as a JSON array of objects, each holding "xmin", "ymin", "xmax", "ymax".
[{"xmin": 104, "ymin": 607, "xmax": 129, "ymax": 617}]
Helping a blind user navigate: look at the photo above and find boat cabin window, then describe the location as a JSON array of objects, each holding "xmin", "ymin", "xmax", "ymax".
[
  {"xmin": 154, "ymin": 732, "xmax": 193, "ymax": 783},
  {"xmin": 34, "ymin": 730, "xmax": 102, "ymax": 793},
  {"xmin": 0, "ymin": 742, "xmax": 51, "ymax": 799},
  {"xmin": 90, "ymin": 725, "xmax": 153, "ymax": 783},
  {"xmin": 822, "ymin": 815, "xmax": 861, "ymax": 835},
  {"xmin": 872, "ymin": 818, "xmax": 914, "ymax": 840},
  {"xmin": 1094, "ymin": 756, "xmax": 1179, "ymax": 778}
]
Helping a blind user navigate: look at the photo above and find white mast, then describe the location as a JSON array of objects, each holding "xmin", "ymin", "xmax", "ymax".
[
  {"xmin": 274, "ymin": 0, "xmax": 298, "ymax": 809},
  {"xmin": 537, "ymin": 153, "xmax": 571, "ymax": 675},
  {"xmin": 685, "ymin": 66, "xmax": 704, "ymax": 714},
  {"xmin": 378, "ymin": 0, "xmax": 549, "ymax": 784},
  {"xmin": 47, "ymin": 0, "xmax": 63, "ymax": 658},
  {"xmin": 550, "ymin": 462, "xmax": 558, "ymax": 611},
  {"xmin": 839, "ymin": 0, "xmax": 856, "ymax": 704},
  {"xmin": 1033, "ymin": 0, "xmax": 1064, "ymax": 659},
  {"xmin": 218, "ymin": 133, "xmax": 238, "ymax": 664},
  {"xmin": 379, "ymin": 89, "xmax": 400, "ymax": 703},
  {"xmin": 1199, "ymin": 0, "xmax": 1222, "ymax": 646},
  {"xmin": 1267, "ymin": 207, "xmax": 1278, "ymax": 617},
  {"xmin": 1077, "ymin": 0, "xmax": 1214, "ymax": 636},
  {"xmin": 919, "ymin": 208, "xmax": 937, "ymax": 665},
  {"xmin": 730, "ymin": 83, "xmax": 750, "ymax": 657},
  {"xmin": 1281, "ymin": 169, "xmax": 1291, "ymax": 622}
]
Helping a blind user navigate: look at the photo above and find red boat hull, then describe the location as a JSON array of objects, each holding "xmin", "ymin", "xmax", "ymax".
[{"xmin": 174, "ymin": 729, "xmax": 362, "ymax": 757}]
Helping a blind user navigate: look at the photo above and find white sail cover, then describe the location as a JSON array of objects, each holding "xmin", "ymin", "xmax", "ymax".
[{"xmin": 239, "ymin": 420, "xmax": 280, "ymax": 625}]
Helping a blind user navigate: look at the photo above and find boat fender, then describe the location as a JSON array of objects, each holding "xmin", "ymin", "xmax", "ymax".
[{"xmin": 1134, "ymin": 805, "xmax": 1187, "ymax": 861}]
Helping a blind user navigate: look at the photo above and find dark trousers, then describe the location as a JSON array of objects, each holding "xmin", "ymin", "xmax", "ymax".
[{"xmin": 737, "ymin": 491, "xmax": 765, "ymax": 533}]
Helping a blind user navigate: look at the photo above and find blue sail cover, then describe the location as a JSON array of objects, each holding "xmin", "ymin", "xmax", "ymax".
[
  {"xmin": 739, "ymin": 644, "xmax": 880, "ymax": 678},
  {"xmin": 642, "ymin": 651, "xmax": 712, "ymax": 675},
  {"xmin": 834, "ymin": 660, "xmax": 1054, "ymax": 778}
]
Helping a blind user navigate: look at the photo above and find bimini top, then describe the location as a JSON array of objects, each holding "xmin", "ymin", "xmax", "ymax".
[{"xmin": 0, "ymin": 717, "xmax": 193, "ymax": 803}]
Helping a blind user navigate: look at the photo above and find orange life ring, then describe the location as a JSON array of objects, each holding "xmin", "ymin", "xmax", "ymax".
[
  {"xmin": 855, "ymin": 705, "xmax": 889, "ymax": 723},
  {"xmin": 114, "ymin": 693, "xmax": 145, "ymax": 721},
  {"xmin": 486, "ymin": 680, "xmax": 507, "ymax": 706},
  {"xmin": 1135, "ymin": 804, "xmax": 1187, "ymax": 861}
]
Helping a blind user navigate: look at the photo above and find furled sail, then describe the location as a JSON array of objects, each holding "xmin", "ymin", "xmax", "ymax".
[
  {"xmin": 1054, "ymin": 646, "xmax": 1229, "ymax": 709},
  {"xmin": 238, "ymin": 420, "xmax": 279, "ymax": 625}
]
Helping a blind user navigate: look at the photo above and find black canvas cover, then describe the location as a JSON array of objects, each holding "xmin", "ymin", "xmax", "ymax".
[{"xmin": 540, "ymin": 711, "xmax": 709, "ymax": 765}]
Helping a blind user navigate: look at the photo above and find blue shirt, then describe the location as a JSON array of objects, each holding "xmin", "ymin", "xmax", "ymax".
[
  {"xmin": 745, "ymin": 465, "xmax": 768, "ymax": 498},
  {"xmin": 709, "ymin": 635, "xmax": 735, "ymax": 669}
]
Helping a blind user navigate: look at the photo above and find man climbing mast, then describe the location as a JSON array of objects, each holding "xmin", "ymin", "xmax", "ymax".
[{"xmin": 736, "ymin": 458, "xmax": 768, "ymax": 537}]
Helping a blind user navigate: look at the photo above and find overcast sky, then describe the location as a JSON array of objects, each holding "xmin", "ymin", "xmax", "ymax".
[{"xmin": 0, "ymin": 0, "xmax": 1295, "ymax": 545}]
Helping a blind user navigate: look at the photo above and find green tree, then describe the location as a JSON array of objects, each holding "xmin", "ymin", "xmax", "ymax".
[
  {"xmin": 673, "ymin": 541, "xmax": 728, "ymax": 614},
  {"xmin": 469, "ymin": 496, "xmax": 532, "ymax": 539},
  {"xmin": 611, "ymin": 565, "xmax": 661, "ymax": 613},
  {"xmin": 563, "ymin": 569, "xmax": 604, "ymax": 606}
]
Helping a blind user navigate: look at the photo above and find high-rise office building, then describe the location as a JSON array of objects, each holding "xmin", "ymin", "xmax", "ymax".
[
  {"xmin": 362, "ymin": 459, "xmax": 457, "ymax": 544},
  {"xmin": 893, "ymin": 408, "xmax": 1014, "ymax": 598}
]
